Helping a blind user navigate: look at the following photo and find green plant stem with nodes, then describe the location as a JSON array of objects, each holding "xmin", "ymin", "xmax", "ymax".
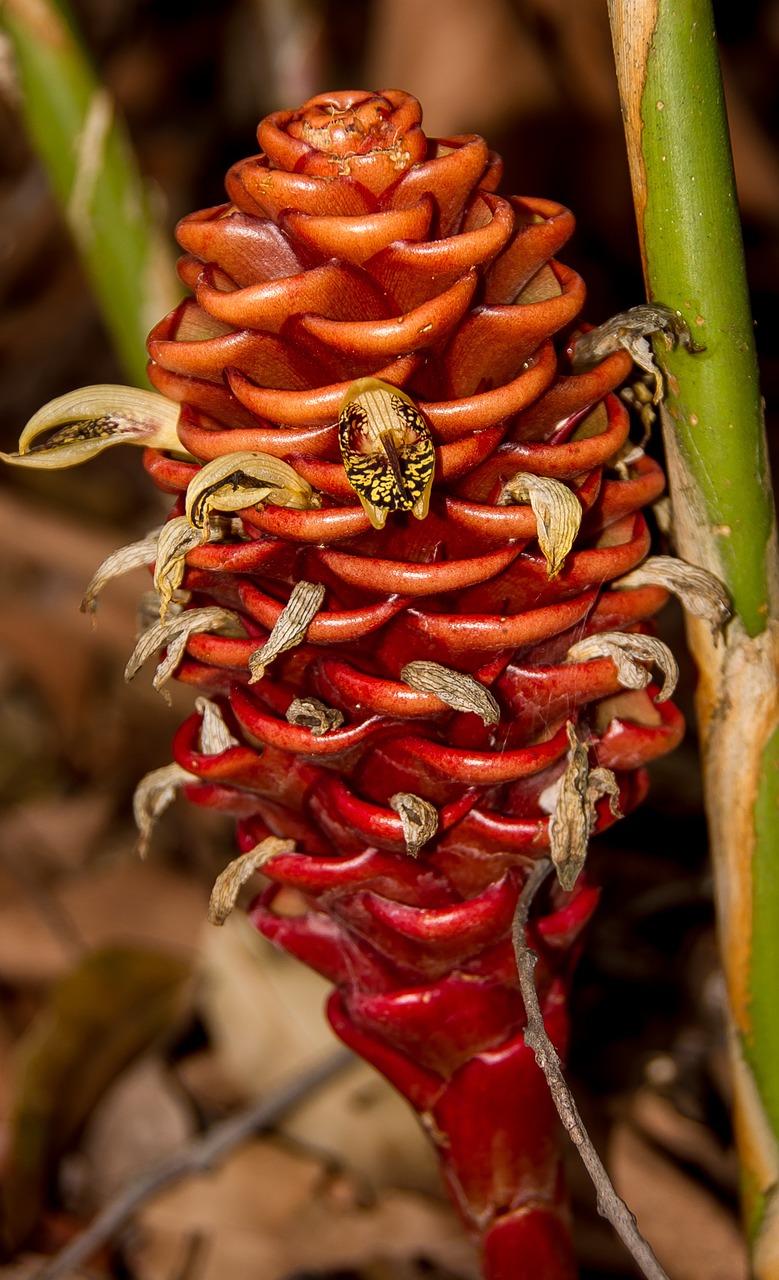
[
  {"xmin": 1, "ymin": 0, "xmax": 179, "ymax": 385},
  {"xmin": 608, "ymin": 1, "xmax": 779, "ymax": 1272}
]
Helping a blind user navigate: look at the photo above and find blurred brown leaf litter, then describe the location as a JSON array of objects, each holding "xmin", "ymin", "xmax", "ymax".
[{"xmin": 1, "ymin": 0, "xmax": 777, "ymax": 1275}]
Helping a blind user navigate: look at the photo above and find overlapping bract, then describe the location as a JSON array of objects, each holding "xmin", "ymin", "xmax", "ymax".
[{"xmin": 142, "ymin": 90, "xmax": 683, "ymax": 1278}]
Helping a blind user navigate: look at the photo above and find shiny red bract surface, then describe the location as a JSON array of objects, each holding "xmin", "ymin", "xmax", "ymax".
[{"xmin": 145, "ymin": 90, "xmax": 682, "ymax": 1277}]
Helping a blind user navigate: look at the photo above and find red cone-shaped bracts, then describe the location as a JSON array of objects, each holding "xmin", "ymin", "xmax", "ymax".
[{"xmin": 143, "ymin": 91, "xmax": 682, "ymax": 1277}]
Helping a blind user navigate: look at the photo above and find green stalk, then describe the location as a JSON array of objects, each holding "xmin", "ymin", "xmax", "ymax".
[
  {"xmin": 1, "ymin": 0, "xmax": 179, "ymax": 385},
  {"xmin": 608, "ymin": 2, "xmax": 779, "ymax": 1271}
]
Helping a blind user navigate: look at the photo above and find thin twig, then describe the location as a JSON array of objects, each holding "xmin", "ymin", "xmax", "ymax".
[
  {"xmin": 34, "ymin": 1049, "xmax": 354, "ymax": 1280},
  {"xmin": 512, "ymin": 860, "xmax": 671, "ymax": 1280}
]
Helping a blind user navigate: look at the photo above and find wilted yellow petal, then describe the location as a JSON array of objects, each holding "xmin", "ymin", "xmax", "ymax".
[
  {"xmin": 133, "ymin": 762, "xmax": 197, "ymax": 859},
  {"xmin": 400, "ymin": 660, "xmax": 499, "ymax": 725},
  {"xmin": 2, "ymin": 386, "xmax": 183, "ymax": 469},
  {"xmin": 389, "ymin": 791, "xmax": 438, "ymax": 858},
  {"xmin": 207, "ymin": 838, "xmax": 295, "ymax": 925},
  {"xmin": 185, "ymin": 450, "xmax": 319, "ymax": 534},
  {"xmin": 615, "ymin": 554, "xmax": 731, "ymax": 640},
  {"xmin": 248, "ymin": 581, "xmax": 325, "ymax": 683},
  {"xmin": 565, "ymin": 630, "xmax": 679, "ymax": 703},
  {"xmin": 497, "ymin": 473, "xmax": 581, "ymax": 577}
]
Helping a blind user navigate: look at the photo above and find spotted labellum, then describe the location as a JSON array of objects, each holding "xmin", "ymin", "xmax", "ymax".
[{"xmin": 8, "ymin": 90, "xmax": 730, "ymax": 1279}]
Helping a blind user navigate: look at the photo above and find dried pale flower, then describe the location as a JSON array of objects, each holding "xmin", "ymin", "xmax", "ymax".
[
  {"xmin": 400, "ymin": 660, "xmax": 499, "ymax": 725},
  {"xmin": 615, "ymin": 553, "xmax": 731, "ymax": 639},
  {"xmin": 208, "ymin": 839, "xmax": 295, "ymax": 925},
  {"xmin": 286, "ymin": 697, "xmax": 345, "ymax": 736},
  {"xmin": 196, "ymin": 697, "xmax": 239, "ymax": 754},
  {"xmin": 566, "ymin": 630, "xmax": 680, "ymax": 703},
  {"xmin": 125, "ymin": 606, "xmax": 246, "ymax": 698},
  {"xmin": 549, "ymin": 723, "xmax": 621, "ymax": 891},
  {"xmin": 572, "ymin": 304, "xmax": 705, "ymax": 403},
  {"xmin": 652, "ymin": 496, "xmax": 674, "ymax": 538},
  {"xmin": 248, "ymin": 581, "xmax": 325, "ymax": 683},
  {"xmin": 496, "ymin": 472, "xmax": 582, "ymax": 577},
  {"xmin": 153, "ymin": 516, "xmax": 208, "ymax": 621},
  {"xmin": 137, "ymin": 590, "xmax": 183, "ymax": 635},
  {"xmin": 389, "ymin": 791, "xmax": 439, "ymax": 857},
  {"xmin": 2, "ymin": 386, "xmax": 183, "ymax": 468},
  {"xmin": 133, "ymin": 762, "xmax": 197, "ymax": 859},
  {"xmin": 81, "ymin": 528, "xmax": 162, "ymax": 616},
  {"xmin": 608, "ymin": 439, "xmax": 646, "ymax": 480}
]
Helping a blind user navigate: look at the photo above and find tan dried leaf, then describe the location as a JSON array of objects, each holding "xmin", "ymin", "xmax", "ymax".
[
  {"xmin": 207, "ymin": 838, "xmax": 295, "ymax": 925},
  {"xmin": 615, "ymin": 554, "xmax": 731, "ymax": 640},
  {"xmin": 81, "ymin": 528, "xmax": 162, "ymax": 616},
  {"xmin": 2, "ymin": 386, "xmax": 183, "ymax": 469},
  {"xmin": 153, "ymin": 516, "xmax": 208, "ymax": 621},
  {"xmin": 497, "ymin": 472, "xmax": 581, "ymax": 577},
  {"xmin": 196, "ymin": 697, "xmax": 239, "ymax": 755},
  {"xmin": 248, "ymin": 581, "xmax": 325, "ymax": 683},
  {"xmin": 549, "ymin": 722, "xmax": 620, "ymax": 891},
  {"xmin": 400, "ymin": 660, "xmax": 499, "ymax": 725},
  {"xmin": 133, "ymin": 763, "xmax": 197, "ymax": 859},
  {"xmin": 125, "ymin": 606, "xmax": 246, "ymax": 701},
  {"xmin": 389, "ymin": 792, "xmax": 438, "ymax": 858},
  {"xmin": 286, "ymin": 697, "xmax": 345, "ymax": 736},
  {"xmin": 185, "ymin": 450, "xmax": 320, "ymax": 534},
  {"xmin": 566, "ymin": 630, "xmax": 680, "ymax": 703}
]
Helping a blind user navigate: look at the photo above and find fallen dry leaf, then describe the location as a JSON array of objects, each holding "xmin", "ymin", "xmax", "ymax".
[
  {"xmin": 198, "ymin": 915, "xmax": 439, "ymax": 1193},
  {"xmin": 0, "ymin": 1256, "xmax": 84, "ymax": 1279},
  {"xmin": 1, "ymin": 946, "xmax": 189, "ymax": 1254},
  {"xmin": 197, "ymin": 913, "xmax": 338, "ymax": 1089},
  {"xmin": 0, "ymin": 861, "xmax": 209, "ymax": 985},
  {"xmin": 73, "ymin": 1056, "xmax": 195, "ymax": 1212},
  {"xmin": 609, "ymin": 1122, "xmax": 748, "ymax": 1280},
  {"xmin": 629, "ymin": 1085, "xmax": 739, "ymax": 1192},
  {"xmin": 284, "ymin": 1061, "xmax": 440, "ymax": 1198},
  {"xmin": 0, "ymin": 792, "xmax": 113, "ymax": 874},
  {"xmin": 129, "ymin": 1139, "xmax": 479, "ymax": 1280}
]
